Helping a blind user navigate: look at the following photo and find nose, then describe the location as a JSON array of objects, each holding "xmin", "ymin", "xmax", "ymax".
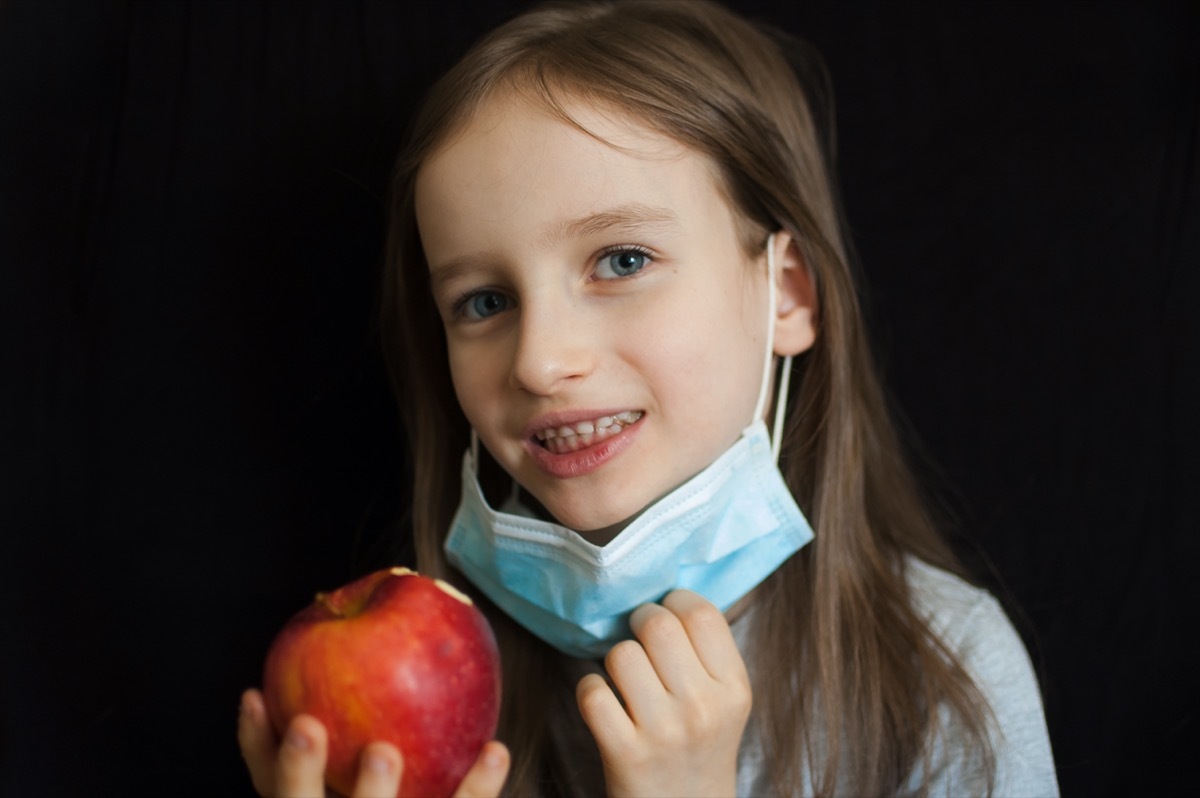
[{"xmin": 509, "ymin": 300, "xmax": 596, "ymax": 395}]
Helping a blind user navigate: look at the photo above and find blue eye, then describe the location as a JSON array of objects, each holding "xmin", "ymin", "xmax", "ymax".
[
  {"xmin": 462, "ymin": 291, "xmax": 510, "ymax": 320},
  {"xmin": 597, "ymin": 248, "xmax": 649, "ymax": 280}
]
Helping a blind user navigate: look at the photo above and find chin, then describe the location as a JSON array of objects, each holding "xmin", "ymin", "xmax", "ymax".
[
  {"xmin": 533, "ymin": 468, "xmax": 701, "ymax": 544},
  {"xmin": 542, "ymin": 499, "xmax": 648, "ymax": 546}
]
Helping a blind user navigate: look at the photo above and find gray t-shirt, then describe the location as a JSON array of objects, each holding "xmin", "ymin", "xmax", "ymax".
[{"xmin": 733, "ymin": 558, "xmax": 1059, "ymax": 797}]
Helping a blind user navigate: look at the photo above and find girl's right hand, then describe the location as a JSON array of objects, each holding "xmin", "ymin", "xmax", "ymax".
[
  {"xmin": 237, "ymin": 688, "xmax": 510, "ymax": 797},
  {"xmin": 576, "ymin": 590, "xmax": 752, "ymax": 798}
]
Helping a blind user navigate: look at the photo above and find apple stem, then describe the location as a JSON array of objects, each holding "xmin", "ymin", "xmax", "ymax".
[{"xmin": 315, "ymin": 591, "xmax": 344, "ymax": 618}]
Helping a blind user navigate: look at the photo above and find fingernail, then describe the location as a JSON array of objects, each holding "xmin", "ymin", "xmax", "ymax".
[
  {"xmin": 483, "ymin": 745, "xmax": 505, "ymax": 770},
  {"xmin": 286, "ymin": 727, "xmax": 311, "ymax": 752},
  {"xmin": 365, "ymin": 750, "xmax": 394, "ymax": 775}
]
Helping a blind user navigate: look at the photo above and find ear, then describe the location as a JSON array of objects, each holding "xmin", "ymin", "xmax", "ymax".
[{"xmin": 769, "ymin": 230, "xmax": 817, "ymax": 356}]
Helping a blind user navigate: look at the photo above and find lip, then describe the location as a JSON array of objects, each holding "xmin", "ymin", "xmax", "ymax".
[{"xmin": 522, "ymin": 408, "xmax": 643, "ymax": 479}]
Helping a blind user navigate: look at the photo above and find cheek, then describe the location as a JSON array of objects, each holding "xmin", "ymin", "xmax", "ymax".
[
  {"xmin": 623, "ymin": 291, "xmax": 763, "ymax": 421},
  {"xmin": 446, "ymin": 344, "xmax": 491, "ymax": 425}
]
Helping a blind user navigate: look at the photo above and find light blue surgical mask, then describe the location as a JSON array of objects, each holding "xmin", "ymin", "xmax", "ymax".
[{"xmin": 444, "ymin": 234, "xmax": 813, "ymax": 659}]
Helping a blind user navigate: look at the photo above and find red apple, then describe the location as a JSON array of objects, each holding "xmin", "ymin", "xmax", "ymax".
[{"xmin": 262, "ymin": 567, "xmax": 501, "ymax": 798}]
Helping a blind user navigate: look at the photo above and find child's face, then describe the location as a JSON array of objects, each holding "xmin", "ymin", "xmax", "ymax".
[{"xmin": 415, "ymin": 93, "xmax": 773, "ymax": 544}]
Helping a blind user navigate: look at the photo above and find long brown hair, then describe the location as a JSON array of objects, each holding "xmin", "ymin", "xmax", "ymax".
[{"xmin": 381, "ymin": 1, "xmax": 995, "ymax": 794}]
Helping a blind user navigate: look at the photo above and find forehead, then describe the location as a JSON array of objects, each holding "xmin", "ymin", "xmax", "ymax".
[
  {"xmin": 418, "ymin": 88, "xmax": 693, "ymax": 189},
  {"xmin": 413, "ymin": 91, "xmax": 739, "ymax": 265}
]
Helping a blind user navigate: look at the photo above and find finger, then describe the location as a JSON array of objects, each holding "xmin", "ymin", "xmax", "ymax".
[
  {"xmin": 275, "ymin": 714, "xmax": 328, "ymax": 798},
  {"xmin": 661, "ymin": 590, "xmax": 748, "ymax": 685},
  {"xmin": 453, "ymin": 741, "xmax": 510, "ymax": 798},
  {"xmin": 352, "ymin": 742, "xmax": 402, "ymax": 798},
  {"xmin": 603, "ymin": 637, "xmax": 673, "ymax": 726},
  {"xmin": 628, "ymin": 602, "xmax": 707, "ymax": 695},
  {"xmin": 576, "ymin": 671, "xmax": 637, "ymax": 750},
  {"xmin": 238, "ymin": 689, "xmax": 278, "ymax": 796}
]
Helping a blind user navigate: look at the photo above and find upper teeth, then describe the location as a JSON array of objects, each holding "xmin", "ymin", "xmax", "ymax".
[{"xmin": 536, "ymin": 411, "xmax": 642, "ymax": 440}]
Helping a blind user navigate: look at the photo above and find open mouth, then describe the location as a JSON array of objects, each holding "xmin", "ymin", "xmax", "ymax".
[{"xmin": 534, "ymin": 411, "xmax": 643, "ymax": 455}]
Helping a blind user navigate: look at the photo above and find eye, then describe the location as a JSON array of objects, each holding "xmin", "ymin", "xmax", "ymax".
[
  {"xmin": 459, "ymin": 290, "xmax": 511, "ymax": 320},
  {"xmin": 595, "ymin": 247, "xmax": 651, "ymax": 280}
]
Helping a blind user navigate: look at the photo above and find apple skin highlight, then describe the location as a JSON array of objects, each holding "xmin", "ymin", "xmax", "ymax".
[{"xmin": 263, "ymin": 567, "xmax": 501, "ymax": 798}]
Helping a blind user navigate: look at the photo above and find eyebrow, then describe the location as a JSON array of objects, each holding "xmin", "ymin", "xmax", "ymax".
[
  {"xmin": 549, "ymin": 202, "xmax": 679, "ymax": 242},
  {"xmin": 428, "ymin": 203, "xmax": 680, "ymax": 289}
]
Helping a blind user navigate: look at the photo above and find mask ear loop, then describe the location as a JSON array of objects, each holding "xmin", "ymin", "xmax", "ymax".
[
  {"xmin": 469, "ymin": 429, "xmax": 521, "ymax": 506},
  {"xmin": 772, "ymin": 357, "xmax": 794, "ymax": 463},
  {"xmin": 751, "ymin": 234, "xmax": 794, "ymax": 464}
]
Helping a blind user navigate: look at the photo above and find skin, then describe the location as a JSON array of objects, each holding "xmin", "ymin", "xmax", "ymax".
[
  {"xmin": 413, "ymin": 92, "xmax": 816, "ymax": 795},
  {"xmin": 237, "ymin": 688, "xmax": 510, "ymax": 797},
  {"xmin": 576, "ymin": 589, "xmax": 754, "ymax": 797}
]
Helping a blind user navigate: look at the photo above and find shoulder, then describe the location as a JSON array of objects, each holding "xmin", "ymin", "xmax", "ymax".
[
  {"xmin": 904, "ymin": 557, "xmax": 1038, "ymax": 693},
  {"xmin": 904, "ymin": 558, "xmax": 1060, "ymax": 797},
  {"xmin": 905, "ymin": 556, "xmax": 1004, "ymax": 647}
]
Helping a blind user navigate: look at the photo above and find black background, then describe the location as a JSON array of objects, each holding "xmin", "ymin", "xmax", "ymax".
[{"xmin": 2, "ymin": 1, "xmax": 1196, "ymax": 794}]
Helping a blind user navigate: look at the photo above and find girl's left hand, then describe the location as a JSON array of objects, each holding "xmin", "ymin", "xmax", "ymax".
[
  {"xmin": 576, "ymin": 589, "xmax": 752, "ymax": 798},
  {"xmin": 237, "ymin": 688, "xmax": 510, "ymax": 798}
]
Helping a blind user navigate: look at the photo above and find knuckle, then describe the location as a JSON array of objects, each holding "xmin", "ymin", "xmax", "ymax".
[
  {"xmin": 709, "ymin": 684, "xmax": 752, "ymax": 732},
  {"xmin": 653, "ymin": 714, "xmax": 687, "ymax": 748},
  {"xmin": 576, "ymin": 679, "xmax": 609, "ymax": 718},
  {"xmin": 732, "ymin": 679, "xmax": 753, "ymax": 714},
  {"xmin": 605, "ymin": 639, "xmax": 644, "ymax": 673},
  {"xmin": 723, "ymin": 668, "xmax": 750, "ymax": 697},
  {"xmin": 684, "ymin": 700, "xmax": 718, "ymax": 737},
  {"xmin": 637, "ymin": 609, "xmax": 682, "ymax": 643},
  {"xmin": 678, "ymin": 598, "xmax": 724, "ymax": 632},
  {"xmin": 619, "ymin": 735, "xmax": 653, "ymax": 766}
]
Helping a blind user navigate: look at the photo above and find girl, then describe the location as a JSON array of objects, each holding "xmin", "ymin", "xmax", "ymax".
[{"xmin": 239, "ymin": 1, "xmax": 1058, "ymax": 795}]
